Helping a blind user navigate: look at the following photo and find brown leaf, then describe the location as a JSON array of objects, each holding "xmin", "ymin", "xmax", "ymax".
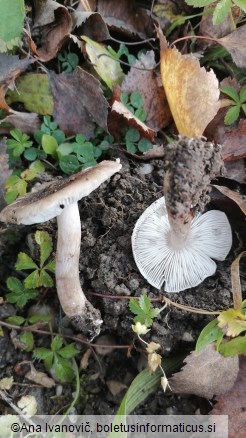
[
  {"xmin": 221, "ymin": 119, "xmax": 246, "ymax": 162},
  {"xmin": 49, "ymin": 67, "xmax": 108, "ymax": 137},
  {"xmin": 213, "ymin": 185, "xmax": 246, "ymax": 216},
  {"xmin": 169, "ymin": 344, "xmax": 239, "ymax": 399},
  {"xmin": 96, "ymin": 0, "xmax": 152, "ymax": 38},
  {"xmin": 225, "ymin": 160, "xmax": 246, "ymax": 185},
  {"xmin": 72, "ymin": 11, "xmax": 109, "ymax": 41},
  {"xmin": 205, "ymin": 78, "xmax": 246, "ymax": 162},
  {"xmin": 25, "ymin": 365, "xmax": 56, "ymax": 388},
  {"xmin": 210, "ymin": 356, "xmax": 246, "ymax": 438},
  {"xmin": 121, "ymin": 51, "xmax": 172, "ymax": 131},
  {"xmin": 31, "ymin": 2, "xmax": 72, "ymax": 61},
  {"xmin": 110, "ymin": 100, "xmax": 156, "ymax": 141},
  {"xmin": 106, "ymin": 380, "xmax": 127, "ymax": 396},
  {"xmin": 158, "ymin": 29, "xmax": 220, "ymax": 137},
  {"xmin": 0, "ymin": 54, "xmax": 33, "ymax": 87},
  {"xmin": 199, "ymin": 2, "xmax": 233, "ymax": 42},
  {"xmin": 0, "ymin": 111, "xmax": 40, "ymax": 135},
  {"xmin": 0, "ymin": 55, "xmax": 33, "ymax": 113},
  {"xmin": 219, "ymin": 24, "xmax": 246, "ymax": 68}
]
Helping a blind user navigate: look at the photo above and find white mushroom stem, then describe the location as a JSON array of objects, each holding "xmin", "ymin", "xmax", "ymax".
[
  {"xmin": 56, "ymin": 202, "xmax": 102, "ymax": 336},
  {"xmin": 56, "ymin": 202, "xmax": 85, "ymax": 316},
  {"xmin": 167, "ymin": 212, "xmax": 192, "ymax": 247}
]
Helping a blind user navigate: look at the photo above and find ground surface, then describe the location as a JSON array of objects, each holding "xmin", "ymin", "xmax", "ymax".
[{"xmin": 0, "ymin": 153, "xmax": 243, "ymax": 415}]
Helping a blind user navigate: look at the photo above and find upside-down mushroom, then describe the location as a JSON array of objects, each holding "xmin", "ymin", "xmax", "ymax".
[
  {"xmin": 0, "ymin": 160, "xmax": 122, "ymax": 338},
  {"xmin": 132, "ymin": 136, "xmax": 232, "ymax": 292}
]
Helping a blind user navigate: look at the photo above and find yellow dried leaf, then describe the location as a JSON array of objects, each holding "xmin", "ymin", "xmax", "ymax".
[
  {"xmin": 158, "ymin": 29, "xmax": 220, "ymax": 137},
  {"xmin": 148, "ymin": 352, "xmax": 162, "ymax": 373},
  {"xmin": 146, "ymin": 341, "xmax": 160, "ymax": 354},
  {"xmin": 0, "ymin": 376, "xmax": 14, "ymax": 390},
  {"xmin": 218, "ymin": 309, "xmax": 246, "ymax": 337}
]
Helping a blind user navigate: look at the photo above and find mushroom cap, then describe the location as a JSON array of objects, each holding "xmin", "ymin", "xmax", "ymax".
[
  {"xmin": 131, "ymin": 196, "xmax": 232, "ymax": 292},
  {"xmin": 0, "ymin": 160, "xmax": 121, "ymax": 225}
]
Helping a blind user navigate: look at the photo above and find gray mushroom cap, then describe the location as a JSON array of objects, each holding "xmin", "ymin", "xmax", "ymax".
[
  {"xmin": 132, "ymin": 197, "xmax": 232, "ymax": 292},
  {"xmin": 0, "ymin": 160, "xmax": 122, "ymax": 225}
]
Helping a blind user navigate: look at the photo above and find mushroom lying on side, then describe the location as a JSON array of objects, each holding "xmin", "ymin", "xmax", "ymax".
[
  {"xmin": 132, "ymin": 136, "xmax": 232, "ymax": 292},
  {"xmin": 0, "ymin": 160, "xmax": 122, "ymax": 338}
]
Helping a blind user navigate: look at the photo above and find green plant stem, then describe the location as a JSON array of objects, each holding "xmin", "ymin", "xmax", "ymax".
[{"xmin": 65, "ymin": 357, "xmax": 80, "ymax": 414}]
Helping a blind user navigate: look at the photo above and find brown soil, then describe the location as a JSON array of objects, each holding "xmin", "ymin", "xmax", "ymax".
[{"xmin": 0, "ymin": 153, "xmax": 244, "ymax": 415}]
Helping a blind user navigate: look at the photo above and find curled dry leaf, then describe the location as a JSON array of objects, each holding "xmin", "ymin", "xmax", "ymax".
[
  {"xmin": 49, "ymin": 67, "xmax": 108, "ymax": 137},
  {"xmin": 72, "ymin": 11, "xmax": 109, "ymax": 41},
  {"xmin": 210, "ymin": 357, "xmax": 246, "ymax": 438},
  {"xmin": 213, "ymin": 185, "xmax": 246, "ymax": 216},
  {"xmin": 110, "ymin": 100, "xmax": 156, "ymax": 141},
  {"xmin": 169, "ymin": 344, "xmax": 239, "ymax": 399},
  {"xmin": 219, "ymin": 24, "xmax": 246, "ymax": 68},
  {"xmin": 157, "ymin": 28, "xmax": 220, "ymax": 136},
  {"xmin": 31, "ymin": 2, "xmax": 72, "ymax": 62},
  {"xmin": 25, "ymin": 365, "xmax": 56, "ymax": 388},
  {"xmin": 121, "ymin": 51, "xmax": 172, "ymax": 131}
]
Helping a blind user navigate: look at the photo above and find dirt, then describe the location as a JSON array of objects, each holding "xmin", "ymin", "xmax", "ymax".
[{"xmin": 0, "ymin": 152, "xmax": 244, "ymax": 415}]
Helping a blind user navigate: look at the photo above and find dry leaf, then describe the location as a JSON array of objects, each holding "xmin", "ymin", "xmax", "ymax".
[
  {"xmin": 199, "ymin": 2, "xmax": 233, "ymax": 42},
  {"xmin": 0, "ymin": 111, "xmax": 40, "ymax": 135},
  {"xmin": 169, "ymin": 344, "xmax": 239, "ymax": 399},
  {"xmin": 148, "ymin": 352, "xmax": 162, "ymax": 373},
  {"xmin": 72, "ymin": 11, "xmax": 109, "ymax": 41},
  {"xmin": 210, "ymin": 356, "xmax": 246, "ymax": 438},
  {"xmin": 110, "ymin": 100, "xmax": 156, "ymax": 141},
  {"xmin": 213, "ymin": 185, "xmax": 246, "ymax": 216},
  {"xmin": 231, "ymin": 251, "xmax": 246, "ymax": 312},
  {"xmin": 0, "ymin": 54, "xmax": 33, "ymax": 87},
  {"xmin": 0, "ymin": 376, "xmax": 14, "ymax": 390},
  {"xmin": 219, "ymin": 24, "xmax": 246, "ymax": 68},
  {"xmin": 225, "ymin": 160, "xmax": 246, "ymax": 185},
  {"xmin": 31, "ymin": 2, "xmax": 72, "ymax": 62},
  {"xmin": 80, "ymin": 348, "xmax": 92, "ymax": 370},
  {"xmin": 49, "ymin": 67, "xmax": 108, "ymax": 137},
  {"xmin": 218, "ymin": 309, "xmax": 246, "ymax": 337},
  {"xmin": 25, "ymin": 366, "xmax": 56, "ymax": 388},
  {"xmin": 158, "ymin": 28, "xmax": 220, "ymax": 137},
  {"xmin": 106, "ymin": 380, "xmax": 127, "ymax": 396},
  {"xmin": 221, "ymin": 119, "xmax": 246, "ymax": 162},
  {"xmin": 121, "ymin": 51, "xmax": 172, "ymax": 131},
  {"xmin": 97, "ymin": 0, "xmax": 152, "ymax": 38}
]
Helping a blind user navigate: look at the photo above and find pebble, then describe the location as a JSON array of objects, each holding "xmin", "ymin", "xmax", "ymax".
[{"xmin": 138, "ymin": 163, "xmax": 154, "ymax": 175}]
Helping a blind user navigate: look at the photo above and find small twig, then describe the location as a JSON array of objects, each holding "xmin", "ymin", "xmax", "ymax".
[
  {"xmin": 171, "ymin": 34, "xmax": 218, "ymax": 47},
  {"xmin": 97, "ymin": 53, "xmax": 160, "ymax": 71},
  {"xmin": 0, "ymin": 390, "xmax": 24, "ymax": 415},
  {"xmin": 109, "ymin": 35, "xmax": 156, "ymax": 45},
  {"xmin": 162, "ymin": 296, "xmax": 222, "ymax": 315},
  {"xmin": 0, "ymin": 320, "xmax": 130, "ymax": 349}
]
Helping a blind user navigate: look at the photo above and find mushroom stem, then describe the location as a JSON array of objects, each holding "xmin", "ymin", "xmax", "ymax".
[
  {"xmin": 56, "ymin": 203, "xmax": 102, "ymax": 338},
  {"xmin": 167, "ymin": 212, "xmax": 192, "ymax": 247}
]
